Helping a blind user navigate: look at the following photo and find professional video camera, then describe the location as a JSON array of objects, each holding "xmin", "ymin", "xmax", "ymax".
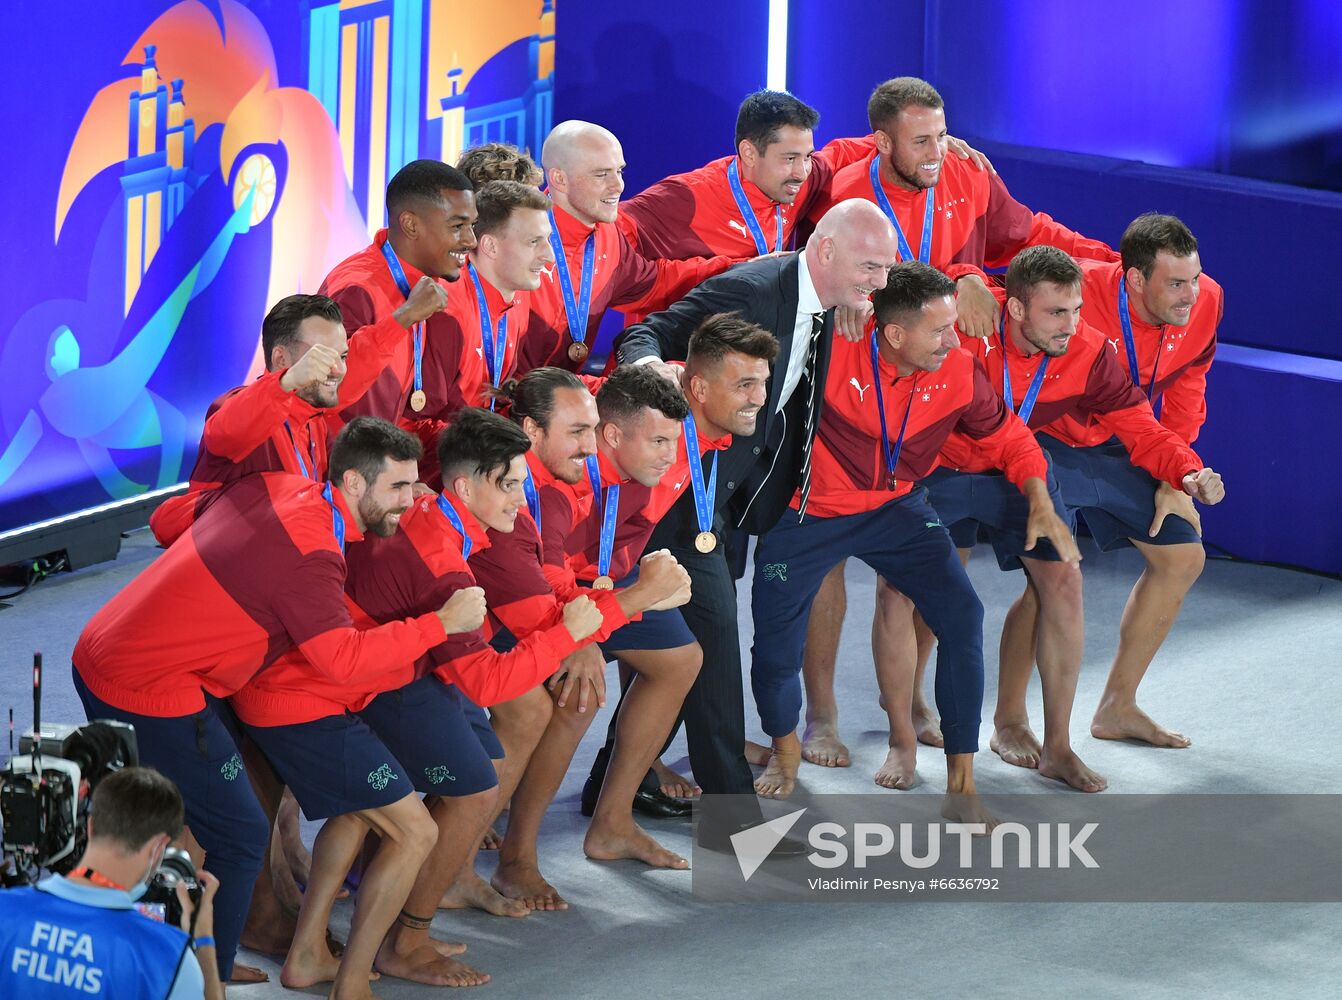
[{"xmin": 1, "ymin": 654, "xmax": 138, "ymax": 883}]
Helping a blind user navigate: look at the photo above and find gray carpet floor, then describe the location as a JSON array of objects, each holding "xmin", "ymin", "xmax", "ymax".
[{"xmin": 3, "ymin": 528, "xmax": 1340, "ymax": 998}]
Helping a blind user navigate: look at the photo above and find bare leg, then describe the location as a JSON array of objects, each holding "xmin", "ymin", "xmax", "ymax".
[
  {"xmin": 438, "ymin": 687, "xmax": 551, "ymax": 918},
  {"xmin": 1022, "ymin": 559, "xmax": 1105, "ymax": 792},
  {"xmin": 1091, "ymin": 540, "xmax": 1205, "ymax": 747},
  {"xmin": 800, "ymin": 562, "xmax": 851, "ymax": 767},
  {"xmin": 284, "ymin": 794, "xmax": 437, "ymax": 998},
  {"xmin": 941, "ymin": 753, "xmax": 996, "ymax": 830},
  {"xmin": 494, "ymin": 654, "xmax": 599, "ymax": 910},
  {"xmin": 872, "ymin": 581, "xmax": 920, "ymax": 790},
  {"xmin": 584, "ymin": 643, "xmax": 701, "ymax": 868},
  {"xmin": 376, "ymin": 789, "xmax": 498, "ymax": 988},
  {"xmin": 991, "ymin": 576, "xmax": 1044, "ymax": 769}
]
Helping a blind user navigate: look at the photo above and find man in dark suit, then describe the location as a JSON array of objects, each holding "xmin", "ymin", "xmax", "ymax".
[{"xmin": 613, "ymin": 200, "xmax": 901, "ymax": 821}]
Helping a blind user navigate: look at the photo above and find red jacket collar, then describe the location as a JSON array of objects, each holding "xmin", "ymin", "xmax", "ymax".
[
  {"xmin": 434, "ymin": 490, "xmax": 492, "ymax": 554},
  {"xmin": 550, "ymin": 200, "xmax": 603, "ymax": 249},
  {"xmin": 466, "ymin": 261, "xmax": 519, "ymax": 318},
  {"xmin": 329, "ymin": 487, "xmax": 364, "ymax": 544},
  {"xmin": 374, "ymin": 228, "xmax": 429, "ymax": 287}
]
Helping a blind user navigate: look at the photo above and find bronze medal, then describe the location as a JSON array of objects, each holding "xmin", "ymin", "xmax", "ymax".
[
  {"xmin": 568, "ymin": 341, "xmax": 590, "ymax": 364},
  {"xmin": 694, "ymin": 531, "xmax": 716, "ymax": 554},
  {"xmin": 409, "ymin": 389, "xmax": 427, "ymax": 412},
  {"xmin": 592, "ymin": 575, "xmax": 615, "ymax": 590}
]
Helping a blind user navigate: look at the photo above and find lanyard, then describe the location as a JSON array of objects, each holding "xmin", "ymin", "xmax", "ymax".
[
  {"xmin": 435, "ymin": 494, "xmax": 473, "ymax": 560},
  {"xmin": 867, "ymin": 154, "xmax": 934, "ymax": 264},
  {"xmin": 998, "ymin": 310, "xmax": 1051, "ymax": 425},
  {"xmin": 321, "ymin": 482, "xmax": 346, "ymax": 555},
  {"xmin": 682, "ymin": 411, "xmax": 718, "ymax": 536},
  {"xmin": 726, "ymin": 158, "xmax": 784, "ymax": 255},
  {"xmin": 378, "ymin": 239, "xmax": 425, "ymax": 395},
  {"xmin": 467, "ymin": 263, "xmax": 508, "ymax": 408},
  {"xmin": 1117, "ymin": 277, "xmax": 1162, "ymax": 400},
  {"xmin": 522, "ymin": 462, "xmax": 541, "ymax": 533},
  {"xmin": 68, "ymin": 867, "xmax": 126, "ymax": 891},
  {"xmin": 585, "ymin": 455, "xmax": 620, "ymax": 580},
  {"xmin": 547, "ymin": 209, "xmax": 596, "ymax": 346},
  {"xmin": 868, "ymin": 335, "xmax": 918, "ymax": 488},
  {"xmin": 282, "ymin": 420, "xmax": 317, "ymax": 480}
]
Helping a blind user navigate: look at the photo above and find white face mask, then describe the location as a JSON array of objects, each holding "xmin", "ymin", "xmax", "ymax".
[{"xmin": 127, "ymin": 842, "xmax": 164, "ymax": 901}]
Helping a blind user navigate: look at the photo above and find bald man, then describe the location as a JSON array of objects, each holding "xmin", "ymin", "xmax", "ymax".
[
  {"xmin": 618, "ymin": 201, "xmax": 902, "ymax": 840},
  {"xmin": 518, "ymin": 121, "xmax": 739, "ymax": 374}
]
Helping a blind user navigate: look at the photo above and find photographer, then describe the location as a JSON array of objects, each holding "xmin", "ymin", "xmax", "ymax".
[{"xmin": 0, "ymin": 767, "xmax": 224, "ymax": 999}]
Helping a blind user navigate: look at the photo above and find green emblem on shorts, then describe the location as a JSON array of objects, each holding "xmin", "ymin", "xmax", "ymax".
[
  {"xmin": 367, "ymin": 763, "xmax": 398, "ymax": 790},
  {"xmin": 925, "ymin": 520, "xmax": 943, "ymax": 529},
  {"xmin": 424, "ymin": 765, "xmax": 456, "ymax": 785},
  {"xmin": 762, "ymin": 562, "xmax": 788, "ymax": 582},
  {"xmin": 219, "ymin": 753, "xmax": 244, "ymax": 782}
]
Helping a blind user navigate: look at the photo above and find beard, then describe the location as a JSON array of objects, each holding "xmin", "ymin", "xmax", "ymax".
[{"xmin": 358, "ymin": 495, "xmax": 404, "ymax": 537}]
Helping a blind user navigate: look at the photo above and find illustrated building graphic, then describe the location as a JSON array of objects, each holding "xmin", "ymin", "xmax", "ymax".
[{"xmin": 121, "ymin": 45, "xmax": 200, "ymax": 315}]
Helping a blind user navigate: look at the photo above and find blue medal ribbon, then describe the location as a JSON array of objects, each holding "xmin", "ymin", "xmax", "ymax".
[
  {"xmin": 522, "ymin": 462, "xmax": 541, "ymax": 534},
  {"xmin": 999, "ymin": 308, "xmax": 1050, "ymax": 425},
  {"xmin": 585, "ymin": 455, "xmax": 620, "ymax": 579},
  {"xmin": 548, "ymin": 209, "xmax": 596, "ymax": 352},
  {"xmin": 435, "ymin": 494, "xmax": 473, "ymax": 560},
  {"xmin": 682, "ymin": 410, "xmax": 718, "ymax": 538},
  {"xmin": 378, "ymin": 239, "xmax": 425, "ymax": 396},
  {"xmin": 321, "ymin": 482, "xmax": 346, "ymax": 555},
  {"xmin": 726, "ymin": 158, "xmax": 784, "ymax": 255},
  {"xmin": 869, "ymin": 335, "xmax": 918, "ymax": 488},
  {"xmin": 1117, "ymin": 277, "xmax": 1162, "ymax": 400},
  {"xmin": 283, "ymin": 420, "xmax": 317, "ymax": 480},
  {"xmin": 467, "ymin": 262, "xmax": 508, "ymax": 409},
  {"xmin": 867, "ymin": 154, "xmax": 935, "ymax": 264}
]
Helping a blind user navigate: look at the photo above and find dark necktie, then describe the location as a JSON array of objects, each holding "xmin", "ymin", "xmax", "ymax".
[{"xmin": 796, "ymin": 310, "xmax": 825, "ymax": 519}]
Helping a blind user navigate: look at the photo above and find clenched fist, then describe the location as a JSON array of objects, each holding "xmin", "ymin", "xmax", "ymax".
[
  {"xmin": 1181, "ymin": 468, "xmax": 1224, "ymax": 505},
  {"xmin": 394, "ymin": 275, "xmax": 450, "ymax": 328},
  {"xmin": 562, "ymin": 595, "xmax": 604, "ymax": 641},
  {"xmin": 280, "ymin": 343, "xmax": 344, "ymax": 394},
  {"xmin": 436, "ymin": 586, "xmax": 486, "ymax": 634}
]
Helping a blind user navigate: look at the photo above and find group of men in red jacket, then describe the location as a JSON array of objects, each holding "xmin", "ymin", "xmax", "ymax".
[{"xmin": 73, "ymin": 76, "xmax": 1224, "ymax": 992}]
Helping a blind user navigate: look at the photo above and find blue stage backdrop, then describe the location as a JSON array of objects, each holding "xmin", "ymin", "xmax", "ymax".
[{"xmin": 0, "ymin": 0, "xmax": 556, "ymax": 539}]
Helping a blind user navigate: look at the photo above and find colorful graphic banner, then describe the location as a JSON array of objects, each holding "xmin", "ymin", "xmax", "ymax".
[{"xmin": 0, "ymin": 0, "xmax": 555, "ymax": 536}]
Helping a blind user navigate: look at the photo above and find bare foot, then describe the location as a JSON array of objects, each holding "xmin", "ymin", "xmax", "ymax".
[
  {"xmin": 438, "ymin": 872, "xmax": 529, "ymax": 918},
  {"xmin": 990, "ymin": 722, "xmax": 1042, "ymax": 769},
  {"xmin": 281, "ymin": 944, "xmax": 379, "ymax": 989},
  {"xmin": 754, "ymin": 734, "xmax": 801, "ymax": 799},
  {"xmin": 491, "ymin": 860, "xmax": 569, "ymax": 911},
  {"xmin": 375, "ymin": 940, "xmax": 490, "ymax": 988},
  {"xmin": 228, "ymin": 963, "xmax": 269, "ymax": 984},
  {"xmin": 652, "ymin": 759, "xmax": 701, "ymax": 799},
  {"xmin": 239, "ymin": 898, "xmax": 297, "ymax": 958},
  {"xmin": 584, "ymin": 822, "xmax": 689, "ymax": 869},
  {"xmin": 874, "ymin": 745, "xmax": 918, "ymax": 790},
  {"xmin": 1091, "ymin": 702, "xmax": 1191, "ymax": 748},
  {"xmin": 801, "ymin": 720, "xmax": 851, "ymax": 768},
  {"xmin": 940, "ymin": 792, "xmax": 998, "ymax": 831},
  {"xmin": 479, "ymin": 825, "xmax": 502, "ymax": 851},
  {"xmin": 1039, "ymin": 747, "xmax": 1108, "ymax": 793},
  {"xmin": 912, "ymin": 701, "xmax": 944, "ymax": 748},
  {"xmin": 744, "ymin": 740, "xmax": 773, "ymax": 767}
]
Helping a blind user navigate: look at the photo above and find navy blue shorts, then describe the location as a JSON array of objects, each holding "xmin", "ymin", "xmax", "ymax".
[
  {"xmin": 924, "ymin": 461, "xmax": 1075, "ymax": 571},
  {"xmin": 243, "ymin": 713, "xmax": 414, "ymax": 820},
  {"xmin": 72, "ymin": 669, "xmax": 267, "ymax": 978},
  {"xmin": 584, "ymin": 568, "xmax": 695, "ymax": 656},
  {"xmin": 1039, "ymin": 434, "xmax": 1201, "ymax": 551},
  {"xmin": 359, "ymin": 677, "xmax": 501, "ymax": 796}
]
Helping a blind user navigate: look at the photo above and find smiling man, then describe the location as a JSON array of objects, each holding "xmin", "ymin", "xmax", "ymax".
[
  {"xmin": 407, "ymin": 180, "xmax": 555, "ymax": 427},
  {"xmin": 320, "ymin": 159, "xmax": 478, "ymax": 429},
  {"xmin": 518, "ymin": 120, "xmax": 738, "ymax": 372}
]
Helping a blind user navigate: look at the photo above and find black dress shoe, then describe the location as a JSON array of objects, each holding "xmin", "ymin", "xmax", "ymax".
[
  {"xmin": 581, "ymin": 769, "xmax": 690, "ymax": 818},
  {"xmin": 695, "ymin": 822, "xmax": 807, "ymax": 857}
]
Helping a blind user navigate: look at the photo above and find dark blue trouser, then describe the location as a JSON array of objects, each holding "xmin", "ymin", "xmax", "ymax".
[
  {"xmin": 750, "ymin": 490, "xmax": 986, "ymax": 755},
  {"xmin": 73, "ymin": 669, "xmax": 267, "ymax": 980}
]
